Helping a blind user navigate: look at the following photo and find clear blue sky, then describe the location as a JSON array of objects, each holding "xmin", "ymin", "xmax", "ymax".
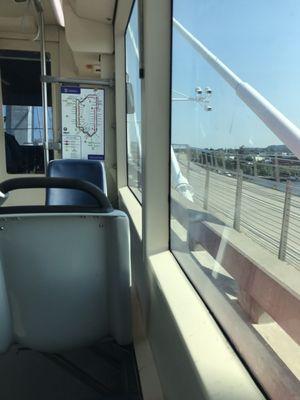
[{"xmin": 172, "ymin": 0, "xmax": 300, "ymax": 150}]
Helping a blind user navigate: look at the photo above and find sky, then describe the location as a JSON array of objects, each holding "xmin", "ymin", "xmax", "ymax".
[{"xmin": 172, "ymin": 0, "xmax": 300, "ymax": 150}]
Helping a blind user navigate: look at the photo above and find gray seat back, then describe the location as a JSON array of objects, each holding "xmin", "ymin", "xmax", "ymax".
[{"xmin": 0, "ymin": 211, "xmax": 132, "ymax": 352}]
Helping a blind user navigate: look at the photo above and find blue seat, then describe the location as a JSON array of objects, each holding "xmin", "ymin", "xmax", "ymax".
[{"xmin": 46, "ymin": 159, "xmax": 107, "ymax": 206}]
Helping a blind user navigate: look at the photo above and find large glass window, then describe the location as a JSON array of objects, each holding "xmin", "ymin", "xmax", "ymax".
[
  {"xmin": 125, "ymin": 1, "xmax": 142, "ymax": 202},
  {"xmin": 170, "ymin": 1, "xmax": 300, "ymax": 397},
  {"xmin": 0, "ymin": 50, "xmax": 53, "ymax": 174}
]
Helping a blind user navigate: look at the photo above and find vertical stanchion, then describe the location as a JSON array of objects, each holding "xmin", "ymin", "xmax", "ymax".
[
  {"xmin": 222, "ymin": 151, "xmax": 226, "ymax": 170},
  {"xmin": 279, "ymin": 180, "xmax": 292, "ymax": 261},
  {"xmin": 233, "ymin": 170, "xmax": 243, "ymax": 231},
  {"xmin": 35, "ymin": 1, "xmax": 49, "ymax": 169},
  {"xmin": 203, "ymin": 166, "xmax": 210, "ymax": 210},
  {"xmin": 204, "ymin": 152, "xmax": 208, "ymax": 166},
  {"xmin": 236, "ymin": 153, "xmax": 240, "ymax": 173},
  {"xmin": 200, "ymin": 151, "xmax": 203, "ymax": 165},
  {"xmin": 274, "ymin": 153, "xmax": 280, "ymax": 184},
  {"xmin": 187, "ymin": 145, "xmax": 191, "ymax": 177},
  {"xmin": 214, "ymin": 151, "xmax": 218, "ymax": 168},
  {"xmin": 253, "ymin": 160, "xmax": 257, "ymax": 177}
]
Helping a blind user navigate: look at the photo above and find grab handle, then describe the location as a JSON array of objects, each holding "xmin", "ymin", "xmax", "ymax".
[{"xmin": 0, "ymin": 177, "xmax": 113, "ymax": 211}]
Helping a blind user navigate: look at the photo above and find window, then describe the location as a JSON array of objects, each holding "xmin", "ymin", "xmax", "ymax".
[
  {"xmin": 170, "ymin": 1, "xmax": 300, "ymax": 398},
  {"xmin": 0, "ymin": 50, "xmax": 53, "ymax": 174},
  {"xmin": 125, "ymin": 1, "xmax": 142, "ymax": 202}
]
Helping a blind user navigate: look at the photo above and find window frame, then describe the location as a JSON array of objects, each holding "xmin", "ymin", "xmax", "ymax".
[
  {"xmin": 168, "ymin": 1, "xmax": 300, "ymax": 398},
  {"xmin": 113, "ymin": 0, "xmax": 272, "ymax": 399},
  {"xmin": 124, "ymin": 0, "xmax": 143, "ymax": 204}
]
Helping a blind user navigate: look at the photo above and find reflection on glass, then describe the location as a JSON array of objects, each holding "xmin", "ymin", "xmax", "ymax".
[
  {"xmin": 3, "ymin": 105, "xmax": 53, "ymax": 174},
  {"xmin": 170, "ymin": 0, "xmax": 300, "ymax": 397},
  {"xmin": 3, "ymin": 105, "xmax": 53, "ymax": 145},
  {"xmin": 125, "ymin": 1, "xmax": 142, "ymax": 202}
]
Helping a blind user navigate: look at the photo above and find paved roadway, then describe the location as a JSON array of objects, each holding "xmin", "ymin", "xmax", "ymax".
[{"xmin": 179, "ymin": 160, "xmax": 300, "ymax": 269}]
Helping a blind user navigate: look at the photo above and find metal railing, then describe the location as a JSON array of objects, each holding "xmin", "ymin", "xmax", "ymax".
[
  {"xmin": 174, "ymin": 145, "xmax": 300, "ymax": 185},
  {"xmin": 175, "ymin": 147, "xmax": 300, "ymax": 267}
]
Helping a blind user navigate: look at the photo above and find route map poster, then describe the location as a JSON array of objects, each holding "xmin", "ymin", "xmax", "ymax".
[{"xmin": 61, "ymin": 86, "xmax": 105, "ymax": 160}]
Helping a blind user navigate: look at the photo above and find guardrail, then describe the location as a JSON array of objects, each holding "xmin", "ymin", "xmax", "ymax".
[
  {"xmin": 173, "ymin": 144, "xmax": 300, "ymax": 184},
  {"xmin": 175, "ymin": 146, "xmax": 300, "ymax": 268}
]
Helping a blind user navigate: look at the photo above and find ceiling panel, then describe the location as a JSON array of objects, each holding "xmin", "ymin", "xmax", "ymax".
[
  {"xmin": 0, "ymin": 0, "xmax": 116, "ymax": 26},
  {"xmin": 0, "ymin": 0, "xmax": 31, "ymax": 17},
  {"xmin": 42, "ymin": 0, "xmax": 57, "ymax": 25},
  {"xmin": 68, "ymin": 0, "xmax": 116, "ymax": 24},
  {"xmin": 0, "ymin": 0, "xmax": 57, "ymax": 25}
]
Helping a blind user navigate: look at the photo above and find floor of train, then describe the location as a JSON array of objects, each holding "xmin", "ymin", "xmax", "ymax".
[{"xmin": 0, "ymin": 339, "xmax": 142, "ymax": 400}]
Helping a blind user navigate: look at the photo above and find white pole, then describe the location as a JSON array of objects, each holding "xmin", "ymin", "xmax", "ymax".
[
  {"xmin": 34, "ymin": 0, "xmax": 49, "ymax": 168},
  {"xmin": 39, "ymin": 10, "xmax": 49, "ymax": 167},
  {"xmin": 173, "ymin": 18, "xmax": 300, "ymax": 160}
]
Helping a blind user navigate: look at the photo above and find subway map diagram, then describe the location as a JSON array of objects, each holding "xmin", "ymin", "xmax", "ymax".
[{"xmin": 61, "ymin": 87, "xmax": 104, "ymax": 160}]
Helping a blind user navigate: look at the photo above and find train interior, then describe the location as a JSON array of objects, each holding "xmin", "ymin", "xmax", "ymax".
[{"xmin": 0, "ymin": 1, "xmax": 299, "ymax": 399}]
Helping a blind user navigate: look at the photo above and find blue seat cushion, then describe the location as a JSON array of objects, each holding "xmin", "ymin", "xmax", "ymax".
[{"xmin": 46, "ymin": 160, "xmax": 105, "ymax": 206}]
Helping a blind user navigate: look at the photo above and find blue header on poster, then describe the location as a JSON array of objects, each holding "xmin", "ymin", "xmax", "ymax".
[
  {"xmin": 88, "ymin": 154, "xmax": 105, "ymax": 161},
  {"xmin": 61, "ymin": 86, "xmax": 81, "ymax": 94}
]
